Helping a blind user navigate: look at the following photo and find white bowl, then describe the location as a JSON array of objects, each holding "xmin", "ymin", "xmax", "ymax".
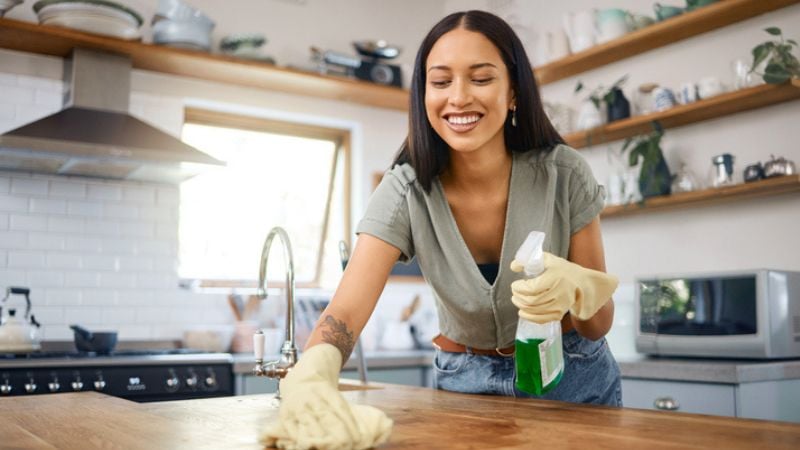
[
  {"xmin": 0, "ymin": 0, "xmax": 23, "ymax": 18},
  {"xmin": 152, "ymin": 19, "xmax": 212, "ymax": 51},
  {"xmin": 34, "ymin": 0, "xmax": 143, "ymax": 40}
]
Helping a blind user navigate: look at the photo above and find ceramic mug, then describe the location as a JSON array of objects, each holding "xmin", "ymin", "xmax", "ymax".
[
  {"xmin": 653, "ymin": 87, "xmax": 677, "ymax": 111},
  {"xmin": 596, "ymin": 8, "xmax": 631, "ymax": 43},
  {"xmin": 677, "ymin": 82, "xmax": 698, "ymax": 104}
]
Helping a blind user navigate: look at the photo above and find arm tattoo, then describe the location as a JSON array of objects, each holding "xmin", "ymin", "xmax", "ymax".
[{"xmin": 319, "ymin": 315, "xmax": 356, "ymax": 365}]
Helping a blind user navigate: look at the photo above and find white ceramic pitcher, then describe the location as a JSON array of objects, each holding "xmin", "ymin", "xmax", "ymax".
[{"xmin": 562, "ymin": 10, "xmax": 596, "ymax": 53}]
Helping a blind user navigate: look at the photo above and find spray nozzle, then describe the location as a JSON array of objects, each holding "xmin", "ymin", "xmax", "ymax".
[{"xmin": 514, "ymin": 231, "xmax": 546, "ymax": 277}]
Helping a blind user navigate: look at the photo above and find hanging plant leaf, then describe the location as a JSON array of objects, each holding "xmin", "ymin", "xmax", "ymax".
[
  {"xmin": 763, "ymin": 61, "xmax": 791, "ymax": 84},
  {"xmin": 751, "ymin": 42, "xmax": 773, "ymax": 71},
  {"xmin": 764, "ymin": 27, "xmax": 782, "ymax": 36}
]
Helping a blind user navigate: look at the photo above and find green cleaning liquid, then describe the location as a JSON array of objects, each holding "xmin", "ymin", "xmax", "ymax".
[{"xmin": 515, "ymin": 321, "xmax": 564, "ymax": 395}]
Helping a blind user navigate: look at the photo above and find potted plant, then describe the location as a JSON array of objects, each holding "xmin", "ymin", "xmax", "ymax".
[
  {"xmin": 575, "ymin": 74, "xmax": 630, "ymax": 123},
  {"xmin": 621, "ymin": 121, "xmax": 671, "ymax": 199},
  {"xmin": 750, "ymin": 27, "xmax": 800, "ymax": 84}
]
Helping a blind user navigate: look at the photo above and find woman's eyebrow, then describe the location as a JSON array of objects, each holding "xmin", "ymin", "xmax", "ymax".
[{"xmin": 427, "ymin": 62, "xmax": 498, "ymax": 73}]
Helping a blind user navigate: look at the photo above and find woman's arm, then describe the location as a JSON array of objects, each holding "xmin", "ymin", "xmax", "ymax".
[
  {"xmin": 305, "ymin": 233, "xmax": 402, "ymax": 364},
  {"xmin": 567, "ymin": 217, "xmax": 615, "ymax": 340}
]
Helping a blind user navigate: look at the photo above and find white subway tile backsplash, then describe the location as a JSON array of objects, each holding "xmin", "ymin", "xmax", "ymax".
[
  {"xmin": 0, "ymin": 73, "xmax": 15, "ymax": 85},
  {"xmin": 34, "ymin": 89, "xmax": 62, "ymax": 108},
  {"xmin": 30, "ymin": 198, "xmax": 67, "ymax": 214},
  {"xmin": 16, "ymin": 104, "xmax": 57, "ymax": 122},
  {"xmin": 137, "ymin": 240, "xmax": 174, "ymax": 256},
  {"xmin": 44, "ymin": 288, "xmax": 82, "ymax": 305},
  {"xmin": 0, "ymin": 194, "xmax": 28, "ymax": 212},
  {"xmin": 139, "ymin": 206, "xmax": 177, "ymax": 222},
  {"xmin": 48, "ymin": 217, "xmax": 84, "ymax": 233},
  {"xmin": 101, "ymin": 238, "xmax": 137, "ymax": 254},
  {"xmin": 81, "ymin": 289, "xmax": 117, "ymax": 306},
  {"xmin": 3, "ymin": 85, "xmax": 35, "ymax": 103},
  {"xmin": 168, "ymin": 307, "xmax": 203, "ymax": 324},
  {"xmin": 65, "ymin": 307, "xmax": 103, "ymax": 325},
  {"xmin": 8, "ymin": 250, "xmax": 46, "ymax": 268},
  {"xmin": 153, "ymin": 258, "xmax": 176, "ymax": 272},
  {"xmin": 156, "ymin": 187, "xmax": 179, "ymax": 206},
  {"xmin": 11, "ymin": 178, "xmax": 48, "ymax": 195},
  {"xmin": 82, "ymin": 255, "xmax": 118, "ymax": 271},
  {"xmin": 0, "ymin": 103, "xmax": 13, "ymax": 120},
  {"xmin": 87, "ymin": 184, "xmax": 122, "ymax": 201},
  {"xmin": 136, "ymin": 273, "xmax": 176, "ymax": 289},
  {"xmin": 28, "ymin": 232, "xmax": 66, "ymax": 250},
  {"xmin": 67, "ymin": 200, "xmax": 103, "ymax": 217},
  {"xmin": 118, "ymin": 255, "xmax": 154, "ymax": 271},
  {"xmin": 117, "ymin": 325, "xmax": 152, "ymax": 340},
  {"xmin": 49, "ymin": 181, "xmax": 86, "ymax": 198},
  {"xmin": 0, "ymin": 269, "xmax": 26, "ymax": 285},
  {"xmin": 65, "ymin": 236, "xmax": 102, "ymax": 252},
  {"xmin": 10, "ymin": 214, "xmax": 48, "ymax": 231},
  {"xmin": 136, "ymin": 307, "xmax": 172, "ymax": 324},
  {"xmin": 123, "ymin": 186, "xmax": 156, "ymax": 204},
  {"xmin": 17, "ymin": 76, "xmax": 62, "ymax": 91},
  {"xmin": 102, "ymin": 307, "xmax": 137, "ymax": 324},
  {"xmin": 32, "ymin": 306, "xmax": 66, "ymax": 325},
  {"xmin": 156, "ymin": 222, "xmax": 178, "ymax": 239},
  {"xmin": 103, "ymin": 203, "xmax": 138, "ymax": 219},
  {"xmin": 0, "ymin": 250, "xmax": 6, "ymax": 267},
  {"xmin": 42, "ymin": 327, "xmax": 73, "ymax": 341},
  {"xmin": 0, "ymin": 176, "xmax": 9, "ymax": 192},
  {"xmin": 47, "ymin": 253, "xmax": 82, "ymax": 269},
  {"xmin": 64, "ymin": 271, "xmax": 100, "ymax": 288},
  {"xmin": 85, "ymin": 219, "xmax": 119, "ymax": 236},
  {"xmin": 119, "ymin": 221, "xmax": 154, "ymax": 238},
  {"xmin": 26, "ymin": 270, "xmax": 65, "ymax": 287},
  {"xmin": 0, "ymin": 212, "xmax": 8, "ymax": 229},
  {"xmin": 117, "ymin": 290, "xmax": 154, "ymax": 306},
  {"xmin": 98, "ymin": 273, "xmax": 136, "ymax": 289},
  {"xmin": 0, "ymin": 231, "xmax": 28, "ymax": 249}
]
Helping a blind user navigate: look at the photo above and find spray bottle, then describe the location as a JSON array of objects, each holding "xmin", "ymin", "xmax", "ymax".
[{"xmin": 514, "ymin": 231, "xmax": 564, "ymax": 395}]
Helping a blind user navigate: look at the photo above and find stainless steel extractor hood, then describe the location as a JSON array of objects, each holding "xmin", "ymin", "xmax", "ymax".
[{"xmin": 0, "ymin": 48, "xmax": 223, "ymax": 183}]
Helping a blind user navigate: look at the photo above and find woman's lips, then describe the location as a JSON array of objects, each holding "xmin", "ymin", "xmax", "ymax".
[{"xmin": 444, "ymin": 113, "xmax": 482, "ymax": 133}]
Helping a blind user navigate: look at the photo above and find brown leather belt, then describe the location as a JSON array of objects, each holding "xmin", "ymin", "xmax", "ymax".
[{"xmin": 432, "ymin": 334, "xmax": 515, "ymax": 357}]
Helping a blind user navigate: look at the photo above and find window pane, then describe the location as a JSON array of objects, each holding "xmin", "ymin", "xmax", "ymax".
[{"xmin": 179, "ymin": 123, "xmax": 339, "ymax": 283}]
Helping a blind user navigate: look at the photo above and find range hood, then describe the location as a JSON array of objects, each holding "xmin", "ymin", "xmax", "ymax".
[{"xmin": 0, "ymin": 48, "xmax": 223, "ymax": 184}]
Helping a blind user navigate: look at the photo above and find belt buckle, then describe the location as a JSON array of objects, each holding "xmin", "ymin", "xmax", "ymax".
[{"xmin": 494, "ymin": 346, "xmax": 515, "ymax": 357}]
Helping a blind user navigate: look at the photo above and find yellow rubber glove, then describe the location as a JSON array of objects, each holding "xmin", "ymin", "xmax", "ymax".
[
  {"xmin": 260, "ymin": 343, "xmax": 393, "ymax": 450},
  {"xmin": 510, "ymin": 252, "xmax": 619, "ymax": 324}
]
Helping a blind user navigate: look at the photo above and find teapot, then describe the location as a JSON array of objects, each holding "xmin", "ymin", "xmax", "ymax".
[
  {"xmin": 763, "ymin": 154, "xmax": 797, "ymax": 178},
  {"xmin": 0, "ymin": 287, "xmax": 42, "ymax": 353}
]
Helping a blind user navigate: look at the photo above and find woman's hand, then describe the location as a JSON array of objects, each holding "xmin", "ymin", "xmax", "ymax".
[{"xmin": 510, "ymin": 252, "xmax": 618, "ymax": 324}]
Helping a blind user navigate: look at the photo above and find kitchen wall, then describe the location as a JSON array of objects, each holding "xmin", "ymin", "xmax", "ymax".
[{"xmin": 2, "ymin": 1, "xmax": 799, "ymax": 351}]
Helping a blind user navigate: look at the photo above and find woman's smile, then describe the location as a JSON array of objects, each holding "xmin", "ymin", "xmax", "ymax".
[{"xmin": 444, "ymin": 112, "xmax": 484, "ymax": 132}]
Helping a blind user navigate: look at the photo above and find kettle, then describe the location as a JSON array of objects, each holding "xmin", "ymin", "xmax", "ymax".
[{"xmin": 0, "ymin": 287, "xmax": 42, "ymax": 353}]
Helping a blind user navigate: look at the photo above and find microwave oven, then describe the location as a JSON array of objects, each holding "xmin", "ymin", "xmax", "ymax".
[{"xmin": 635, "ymin": 269, "xmax": 800, "ymax": 359}]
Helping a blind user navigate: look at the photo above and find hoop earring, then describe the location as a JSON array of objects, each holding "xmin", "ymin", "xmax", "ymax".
[{"xmin": 511, "ymin": 107, "xmax": 517, "ymax": 127}]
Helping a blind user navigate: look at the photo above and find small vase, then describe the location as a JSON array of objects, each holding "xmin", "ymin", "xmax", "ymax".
[
  {"xmin": 639, "ymin": 157, "xmax": 672, "ymax": 198},
  {"xmin": 606, "ymin": 87, "xmax": 631, "ymax": 122}
]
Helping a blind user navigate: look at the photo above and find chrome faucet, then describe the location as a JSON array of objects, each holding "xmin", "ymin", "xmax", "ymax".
[{"xmin": 252, "ymin": 226, "xmax": 297, "ymax": 398}]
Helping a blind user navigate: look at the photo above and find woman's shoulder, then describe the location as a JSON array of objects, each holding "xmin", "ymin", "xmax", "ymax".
[{"xmin": 374, "ymin": 162, "xmax": 419, "ymax": 198}]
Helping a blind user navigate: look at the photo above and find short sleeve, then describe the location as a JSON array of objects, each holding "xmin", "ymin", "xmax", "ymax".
[
  {"xmin": 567, "ymin": 152, "xmax": 606, "ymax": 235},
  {"xmin": 355, "ymin": 165, "xmax": 415, "ymax": 261}
]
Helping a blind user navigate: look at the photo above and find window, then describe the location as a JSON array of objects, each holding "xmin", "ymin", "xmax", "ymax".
[{"xmin": 179, "ymin": 109, "xmax": 350, "ymax": 289}]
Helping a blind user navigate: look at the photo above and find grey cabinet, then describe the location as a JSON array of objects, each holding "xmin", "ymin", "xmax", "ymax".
[
  {"xmin": 622, "ymin": 378, "xmax": 800, "ymax": 422},
  {"xmin": 236, "ymin": 366, "xmax": 432, "ymax": 396}
]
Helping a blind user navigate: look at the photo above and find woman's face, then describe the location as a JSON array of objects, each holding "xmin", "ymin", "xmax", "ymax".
[{"xmin": 425, "ymin": 28, "xmax": 515, "ymax": 155}]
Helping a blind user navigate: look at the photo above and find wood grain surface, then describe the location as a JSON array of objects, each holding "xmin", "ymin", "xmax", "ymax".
[{"xmin": 2, "ymin": 383, "xmax": 800, "ymax": 449}]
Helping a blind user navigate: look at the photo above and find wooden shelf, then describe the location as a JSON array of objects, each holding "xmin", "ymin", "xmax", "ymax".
[
  {"xmin": 601, "ymin": 175, "xmax": 800, "ymax": 218},
  {"xmin": 564, "ymin": 81, "xmax": 800, "ymax": 149},
  {"xmin": 534, "ymin": 0, "xmax": 800, "ymax": 85},
  {"xmin": 0, "ymin": 18, "xmax": 409, "ymax": 111}
]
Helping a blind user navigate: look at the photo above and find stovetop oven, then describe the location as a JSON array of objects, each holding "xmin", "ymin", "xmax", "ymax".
[{"xmin": 0, "ymin": 349, "xmax": 234, "ymax": 402}]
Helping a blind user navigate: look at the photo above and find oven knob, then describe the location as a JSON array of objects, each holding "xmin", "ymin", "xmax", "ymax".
[
  {"xmin": 48, "ymin": 381, "xmax": 60, "ymax": 392},
  {"xmin": 25, "ymin": 381, "xmax": 37, "ymax": 394},
  {"xmin": 185, "ymin": 375, "xmax": 198, "ymax": 388},
  {"xmin": 165, "ymin": 376, "xmax": 180, "ymax": 392},
  {"xmin": 94, "ymin": 380, "xmax": 106, "ymax": 391},
  {"xmin": 204, "ymin": 376, "xmax": 217, "ymax": 388},
  {"xmin": 71, "ymin": 380, "xmax": 84, "ymax": 391},
  {"xmin": 0, "ymin": 383, "xmax": 11, "ymax": 395}
]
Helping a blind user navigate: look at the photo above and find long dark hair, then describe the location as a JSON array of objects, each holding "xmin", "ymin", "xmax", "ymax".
[{"xmin": 393, "ymin": 10, "xmax": 563, "ymax": 192}]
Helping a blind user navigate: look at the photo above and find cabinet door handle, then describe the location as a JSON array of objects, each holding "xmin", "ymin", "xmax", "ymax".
[{"xmin": 654, "ymin": 396, "xmax": 680, "ymax": 411}]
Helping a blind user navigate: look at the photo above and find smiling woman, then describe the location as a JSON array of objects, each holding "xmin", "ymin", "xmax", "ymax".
[{"xmin": 178, "ymin": 109, "xmax": 350, "ymax": 289}]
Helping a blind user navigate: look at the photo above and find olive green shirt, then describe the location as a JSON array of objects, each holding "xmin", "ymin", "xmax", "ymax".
[{"xmin": 356, "ymin": 144, "xmax": 605, "ymax": 349}]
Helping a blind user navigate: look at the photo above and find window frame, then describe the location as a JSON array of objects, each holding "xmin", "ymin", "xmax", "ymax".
[{"xmin": 182, "ymin": 108, "xmax": 352, "ymax": 289}]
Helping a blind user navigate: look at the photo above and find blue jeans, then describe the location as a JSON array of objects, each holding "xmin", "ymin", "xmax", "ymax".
[{"xmin": 433, "ymin": 330, "xmax": 622, "ymax": 406}]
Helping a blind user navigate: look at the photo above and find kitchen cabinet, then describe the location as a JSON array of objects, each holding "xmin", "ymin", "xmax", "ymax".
[
  {"xmin": 0, "ymin": 17, "xmax": 407, "ymax": 111},
  {"xmin": 622, "ymin": 378, "xmax": 800, "ymax": 422},
  {"xmin": 535, "ymin": 0, "xmax": 800, "ymax": 85},
  {"xmin": 237, "ymin": 367, "xmax": 431, "ymax": 395},
  {"xmin": 4, "ymin": 388, "xmax": 800, "ymax": 449}
]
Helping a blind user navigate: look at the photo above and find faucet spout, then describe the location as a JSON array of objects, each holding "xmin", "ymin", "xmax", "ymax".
[{"xmin": 253, "ymin": 226, "xmax": 298, "ymax": 397}]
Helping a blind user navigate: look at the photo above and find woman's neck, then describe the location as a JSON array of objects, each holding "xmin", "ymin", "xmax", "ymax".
[{"xmin": 442, "ymin": 145, "xmax": 512, "ymax": 194}]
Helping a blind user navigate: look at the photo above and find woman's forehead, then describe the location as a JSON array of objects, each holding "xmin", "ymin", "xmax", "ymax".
[{"xmin": 426, "ymin": 28, "xmax": 506, "ymax": 70}]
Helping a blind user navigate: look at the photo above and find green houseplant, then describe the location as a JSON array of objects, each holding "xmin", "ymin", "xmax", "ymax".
[
  {"xmin": 750, "ymin": 27, "xmax": 800, "ymax": 84},
  {"xmin": 575, "ymin": 75, "xmax": 630, "ymax": 123},
  {"xmin": 621, "ymin": 122, "xmax": 671, "ymax": 199}
]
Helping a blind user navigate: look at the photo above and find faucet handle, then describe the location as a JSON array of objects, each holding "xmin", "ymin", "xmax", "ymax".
[{"xmin": 254, "ymin": 330, "xmax": 265, "ymax": 361}]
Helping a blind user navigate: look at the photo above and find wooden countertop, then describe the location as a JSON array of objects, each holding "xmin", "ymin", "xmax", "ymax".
[{"xmin": 2, "ymin": 382, "xmax": 800, "ymax": 449}]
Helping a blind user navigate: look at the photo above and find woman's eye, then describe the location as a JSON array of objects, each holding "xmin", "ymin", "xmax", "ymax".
[
  {"xmin": 473, "ymin": 77, "xmax": 494, "ymax": 85},
  {"xmin": 430, "ymin": 80, "xmax": 451, "ymax": 88}
]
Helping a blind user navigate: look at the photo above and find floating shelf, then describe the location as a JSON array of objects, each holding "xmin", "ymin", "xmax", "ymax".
[
  {"xmin": 534, "ymin": 0, "xmax": 800, "ymax": 85},
  {"xmin": 0, "ymin": 18, "xmax": 409, "ymax": 111},
  {"xmin": 601, "ymin": 175, "xmax": 800, "ymax": 218},
  {"xmin": 564, "ymin": 80, "xmax": 800, "ymax": 149}
]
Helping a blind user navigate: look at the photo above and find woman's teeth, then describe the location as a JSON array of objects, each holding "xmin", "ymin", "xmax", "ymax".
[{"xmin": 447, "ymin": 115, "xmax": 480, "ymax": 125}]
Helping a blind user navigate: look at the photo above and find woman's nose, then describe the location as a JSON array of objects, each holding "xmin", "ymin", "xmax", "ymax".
[{"xmin": 448, "ymin": 79, "xmax": 473, "ymax": 107}]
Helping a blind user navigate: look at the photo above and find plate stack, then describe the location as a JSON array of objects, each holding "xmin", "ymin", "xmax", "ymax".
[
  {"xmin": 151, "ymin": 0, "xmax": 214, "ymax": 51},
  {"xmin": 33, "ymin": 0, "xmax": 143, "ymax": 40}
]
